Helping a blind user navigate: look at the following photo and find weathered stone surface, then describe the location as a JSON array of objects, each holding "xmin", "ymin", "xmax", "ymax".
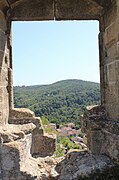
[
  {"xmin": 32, "ymin": 133, "xmax": 56, "ymax": 157},
  {"xmin": 0, "ymin": 68, "xmax": 9, "ymax": 87},
  {"xmin": 105, "ymin": 22, "xmax": 118, "ymax": 49},
  {"xmin": 0, "ymin": 123, "xmax": 36, "ymax": 142},
  {"xmin": 106, "ymin": 44, "xmax": 118, "ymax": 63},
  {"xmin": 81, "ymin": 105, "xmax": 107, "ymax": 133},
  {"xmin": 0, "ymin": 121, "xmax": 57, "ymax": 179},
  {"xmin": 37, "ymin": 156, "xmax": 60, "ymax": 177},
  {"xmin": 9, "ymin": 108, "xmax": 35, "ymax": 119},
  {"xmin": 0, "ymin": 33, "xmax": 7, "ymax": 51},
  {"xmin": 81, "ymin": 105, "xmax": 119, "ymax": 161},
  {"xmin": 10, "ymin": 0, "xmax": 54, "ymax": 21},
  {"xmin": 104, "ymin": 1, "xmax": 117, "ymax": 28},
  {"xmin": 0, "ymin": 11, "xmax": 6, "ymax": 30},
  {"xmin": 0, "ymin": 9, "xmax": 9, "ymax": 125},
  {"xmin": 9, "ymin": 108, "xmax": 56, "ymax": 158},
  {"xmin": 104, "ymin": 82, "xmax": 119, "ymax": 120},
  {"xmin": 0, "ymin": 121, "xmax": 56, "ymax": 179},
  {"xmin": 102, "ymin": 0, "xmax": 119, "ymax": 121},
  {"xmin": 0, "ymin": 130, "xmax": 24, "ymax": 143},
  {"xmin": 0, "ymin": 86, "xmax": 9, "ymax": 125},
  {"xmin": 54, "ymin": 151, "xmax": 117, "ymax": 180},
  {"xmin": 55, "ymin": 0, "xmax": 103, "ymax": 20},
  {"xmin": 0, "ymin": 134, "xmax": 41, "ymax": 179}
]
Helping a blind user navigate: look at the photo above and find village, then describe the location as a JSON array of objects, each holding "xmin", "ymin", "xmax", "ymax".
[{"xmin": 45, "ymin": 122, "xmax": 87, "ymax": 154}]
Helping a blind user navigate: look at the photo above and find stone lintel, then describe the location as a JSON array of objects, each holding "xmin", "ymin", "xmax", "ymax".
[
  {"xmin": 55, "ymin": 0, "xmax": 103, "ymax": 20},
  {"xmin": 10, "ymin": 0, "xmax": 54, "ymax": 21}
]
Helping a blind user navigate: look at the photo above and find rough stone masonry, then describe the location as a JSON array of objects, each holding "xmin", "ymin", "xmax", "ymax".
[{"xmin": 0, "ymin": 0, "xmax": 119, "ymax": 179}]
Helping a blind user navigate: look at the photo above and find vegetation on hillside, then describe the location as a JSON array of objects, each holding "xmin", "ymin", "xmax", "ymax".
[{"xmin": 14, "ymin": 79, "xmax": 100, "ymax": 128}]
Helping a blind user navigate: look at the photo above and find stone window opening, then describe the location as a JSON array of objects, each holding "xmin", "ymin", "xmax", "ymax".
[{"xmin": 0, "ymin": 1, "xmax": 119, "ymax": 178}]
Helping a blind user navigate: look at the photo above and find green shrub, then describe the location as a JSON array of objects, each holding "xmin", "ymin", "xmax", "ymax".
[
  {"xmin": 54, "ymin": 144, "xmax": 65, "ymax": 157},
  {"xmin": 60, "ymin": 136, "xmax": 80, "ymax": 150},
  {"xmin": 44, "ymin": 125, "xmax": 57, "ymax": 134},
  {"xmin": 41, "ymin": 116, "xmax": 49, "ymax": 125}
]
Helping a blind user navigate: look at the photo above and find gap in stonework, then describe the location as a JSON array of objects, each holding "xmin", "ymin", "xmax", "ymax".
[{"xmin": 12, "ymin": 21, "xmax": 100, "ymax": 136}]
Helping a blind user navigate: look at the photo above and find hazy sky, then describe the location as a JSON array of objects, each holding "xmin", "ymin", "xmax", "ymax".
[{"xmin": 12, "ymin": 20, "xmax": 100, "ymax": 86}]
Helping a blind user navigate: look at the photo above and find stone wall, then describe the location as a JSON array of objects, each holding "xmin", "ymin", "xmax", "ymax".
[
  {"xmin": 0, "ymin": 11, "xmax": 9, "ymax": 125},
  {"xmin": 103, "ymin": 0, "xmax": 119, "ymax": 121}
]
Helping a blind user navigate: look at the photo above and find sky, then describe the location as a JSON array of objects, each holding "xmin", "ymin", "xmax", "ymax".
[{"xmin": 12, "ymin": 20, "xmax": 100, "ymax": 86}]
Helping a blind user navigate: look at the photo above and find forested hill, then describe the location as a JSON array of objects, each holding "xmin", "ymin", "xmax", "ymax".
[{"xmin": 14, "ymin": 79, "xmax": 100, "ymax": 127}]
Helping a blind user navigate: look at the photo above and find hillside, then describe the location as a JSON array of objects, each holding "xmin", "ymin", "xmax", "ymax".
[{"xmin": 14, "ymin": 79, "xmax": 100, "ymax": 128}]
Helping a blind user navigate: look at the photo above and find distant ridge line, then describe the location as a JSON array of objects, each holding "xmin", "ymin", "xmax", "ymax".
[{"xmin": 14, "ymin": 79, "xmax": 99, "ymax": 88}]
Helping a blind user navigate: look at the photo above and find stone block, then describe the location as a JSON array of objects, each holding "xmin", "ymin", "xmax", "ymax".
[
  {"xmin": 105, "ymin": 119, "xmax": 119, "ymax": 135},
  {"xmin": 101, "ymin": 131, "xmax": 119, "ymax": 161},
  {"xmin": 0, "ymin": 32, "xmax": 7, "ymax": 52},
  {"xmin": 89, "ymin": 130, "xmax": 104, "ymax": 154},
  {"xmin": 106, "ymin": 43, "xmax": 119, "ymax": 63},
  {"xmin": 117, "ymin": 0, "xmax": 119, "ymax": 17},
  {"xmin": 1, "ymin": 144, "xmax": 20, "ymax": 172},
  {"xmin": 0, "ymin": 51, "xmax": 5, "ymax": 67},
  {"xmin": 0, "ymin": 94, "xmax": 2, "ymax": 103},
  {"xmin": 0, "ymin": 86, "xmax": 9, "ymax": 124},
  {"xmin": 0, "ymin": 11, "xmax": 6, "ymax": 31},
  {"xmin": 0, "ymin": 103, "xmax": 3, "ymax": 119},
  {"xmin": 55, "ymin": 0, "xmax": 103, "ymax": 20},
  {"xmin": 105, "ymin": 103, "xmax": 119, "ymax": 121},
  {"xmin": 108, "ymin": 83, "xmax": 119, "ymax": 103},
  {"xmin": 106, "ymin": 62, "xmax": 116, "ymax": 82},
  {"xmin": 10, "ymin": 0, "xmax": 54, "ymax": 20},
  {"xmin": 9, "ymin": 108, "xmax": 35, "ymax": 119},
  {"xmin": 0, "ymin": 29, "xmax": 5, "ymax": 38},
  {"xmin": 0, "ymin": 51, "xmax": 9, "ymax": 69},
  {"xmin": 117, "ymin": 41, "xmax": 119, "ymax": 57},
  {"xmin": 104, "ymin": 82, "xmax": 119, "ymax": 120},
  {"xmin": 115, "ymin": 60, "xmax": 119, "ymax": 80},
  {"xmin": 0, "ymin": 68, "xmax": 8, "ymax": 87},
  {"xmin": 32, "ymin": 133, "xmax": 56, "ymax": 157},
  {"xmin": 0, "ymin": 0, "xmax": 8, "ymax": 12},
  {"xmin": 81, "ymin": 105, "xmax": 107, "ymax": 136},
  {"xmin": 81, "ymin": 105, "xmax": 119, "ymax": 160},
  {"xmin": 104, "ymin": 2, "xmax": 117, "ymax": 28},
  {"xmin": 104, "ymin": 59, "xmax": 119, "ymax": 120},
  {"xmin": 89, "ymin": 129, "xmax": 119, "ymax": 161},
  {"xmin": 105, "ymin": 20, "xmax": 119, "ymax": 49}
]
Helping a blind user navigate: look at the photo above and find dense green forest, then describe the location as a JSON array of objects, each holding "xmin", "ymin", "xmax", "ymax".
[{"xmin": 14, "ymin": 79, "xmax": 100, "ymax": 128}]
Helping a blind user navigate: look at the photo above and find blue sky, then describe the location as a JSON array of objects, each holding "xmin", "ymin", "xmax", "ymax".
[{"xmin": 12, "ymin": 20, "xmax": 100, "ymax": 86}]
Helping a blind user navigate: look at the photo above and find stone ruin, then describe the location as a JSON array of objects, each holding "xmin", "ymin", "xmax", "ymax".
[{"xmin": 0, "ymin": 0, "xmax": 119, "ymax": 179}]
